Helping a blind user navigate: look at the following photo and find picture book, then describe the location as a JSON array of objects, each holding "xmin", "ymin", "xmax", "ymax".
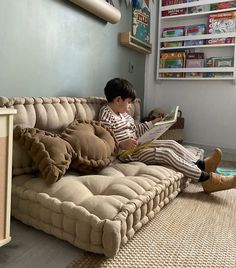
[
  {"xmin": 216, "ymin": 167, "xmax": 236, "ymax": 176},
  {"xmin": 187, "ymin": 0, "xmax": 210, "ymax": 14},
  {"xmin": 210, "ymin": 2, "xmax": 236, "ymax": 11},
  {"xmin": 162, "ymin": 0, "xmax": 187, "ymax": 17},
  {"xmin": 208, "ymin": 11, "xmax": 236, "ymax": 34},
  {"xmin": 160, "ymin": 52, "xmax": 185, "ymax": 77},
  {"xmin": 162, "ymin": 26, "xmax": 185, "ymax": 38},
  {"xmin": 132, "ymin": 1, "xmax": 151, "ymax": 45},
  {"xmin": 137, "ymin": 106, "xmax": 179, "ymax": 145},
  {"xmin": 206, "ymin": 37, "xmax": 235, "ymax": 45},
  {"xmin": 184, "ymin": 24, "xmax": 206, "ymax": 46}
]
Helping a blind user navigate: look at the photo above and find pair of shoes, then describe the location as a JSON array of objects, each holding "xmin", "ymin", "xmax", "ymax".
[
  {"xmin": 204, "ymin": 148, "xmax": 222, "ymax": 173},
  {"xmin": 201, "ymin": 172, "xmax": 236, "ymax": 193}
]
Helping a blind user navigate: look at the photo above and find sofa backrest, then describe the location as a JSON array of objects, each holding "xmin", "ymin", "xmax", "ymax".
[
  {"xmin": 0, "ymin": 96, "xmax": 141, "ymax": 131},
  {"xmin": 0, "ymin": 96, "xmax": 141, "ymax": 176}
]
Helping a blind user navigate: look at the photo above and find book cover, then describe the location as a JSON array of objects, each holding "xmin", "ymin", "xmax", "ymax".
[
  {"xmin": 206, "ymin": 37, "xmax": 235, "ymax": 45},
  {"xmin": 138, "ymin": 106, "xmax": 179, "ymax": 145},
  {"xmin": 216, "ymin": 167, "xmax": 236, "ymax": 176},
  {"xmin": 210, "ymin": 2, "xmax": 236, "ymax": 11},
  {"xmin": 132, "ymin": 0, "xmax": 151, "ymax": 45},
  {"xmin": 187, "ymin": 0, "xmax": 210, "ymax": 14},
  {"xmin": 184, "ymin": 24, "xmax": 206, "ymax": 46},
  {"xmin": 162, "ymin": 26, "xmax": 185, "ymax": 38},
  {"xmin": 160, "ymin": 52, "xmax": 185, "ymax": 78},
  {"xmin": 162, "ymin": 0, "xmax": 187, "ymax": 17},
  {"xmin": 208, "ymin": 11, "xmax": 236, "ymax": 34}
]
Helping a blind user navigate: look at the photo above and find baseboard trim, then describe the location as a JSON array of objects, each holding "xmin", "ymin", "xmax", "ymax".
[{"xmin": 183, "ymin": 142, "xmax": 236, "ymax": 162}]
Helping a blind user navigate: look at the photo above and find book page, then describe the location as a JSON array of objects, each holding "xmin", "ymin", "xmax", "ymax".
[{"xmin": 137, "ymin": 106, "xmax": 179, "ymax": 145}]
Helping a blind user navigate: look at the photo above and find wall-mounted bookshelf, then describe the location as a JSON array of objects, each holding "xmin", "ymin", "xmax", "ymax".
[{"xmin": 157, "ymin": 0, "xmax": 236, "ymax": 81}]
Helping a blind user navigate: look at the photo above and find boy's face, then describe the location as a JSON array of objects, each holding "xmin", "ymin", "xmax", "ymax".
[{"xmin": 115, "ymin": 97, "xmax": 132, "ymax": 113}]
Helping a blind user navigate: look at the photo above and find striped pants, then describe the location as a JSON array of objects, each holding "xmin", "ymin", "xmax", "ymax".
[{"xmin": 118, "ymin": 140, "xmax": 202, "ymax": 181}]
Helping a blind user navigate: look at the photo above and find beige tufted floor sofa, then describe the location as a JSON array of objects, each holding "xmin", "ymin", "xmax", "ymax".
[{"xmin": 0, "ymin": 96, "xmax": 203, "ymax": 257}]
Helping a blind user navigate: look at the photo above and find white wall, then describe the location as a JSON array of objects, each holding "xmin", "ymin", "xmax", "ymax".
[{"xmin": 144, "ymin": 2, "xmax": 236, "ymax": 156}]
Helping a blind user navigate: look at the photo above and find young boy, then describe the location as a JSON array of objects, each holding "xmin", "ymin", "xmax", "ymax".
[{"xmin": 98, "ymin": 78, "xmax": 236, "ymax": 193}]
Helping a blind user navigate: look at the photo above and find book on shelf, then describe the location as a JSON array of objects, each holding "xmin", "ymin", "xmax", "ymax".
[
  {"xmin": 162, "ymin": 26, "xmax": 184, "ymax": 48},
  {"xmin": 216, "ymin": 167, "xmax": 236, "ymax": 176},
  {"xmin": 208, "ymin": 11, "xmax": 236, "ymax": 34},
  {"xmin": 206, "ymin": 37, "xmax": 235, "ymax": 45},
  {"xmin": 184, "ymin": 24, "xmax": 206, "ymax": 46},
  {"xmin": 160, "ymin": 52, "xmax": 185, "ymax": 77},
  {"xmin": 210, "ymin": 2, "xmax": 236, "ymax": 11},
  {"xmin": 204, "ymin": 56, "xmax": 234, "ymax": 77},
  {"xmin": 187, "ymin": 0, "xmax": 210, "ymax": 14},
  {"xmin": 162, "ymin": 0, "xmax": 187, "ymax": 17},
  {"xmin": 132, "ymin": 1, "xmax": 151, "ymax": 45},
  {"xmin": 137, "ymin": 106, "xmax": 180, "ymax": 145},
  {"xmin": 186, "ymin": 52, "xmax": 205, "ymax": 77}
]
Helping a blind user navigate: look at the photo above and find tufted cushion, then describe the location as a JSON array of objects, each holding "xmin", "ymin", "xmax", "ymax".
[
  {"xmin": 0, "ymin": 97, "xmax": 141, "ymax": 176},
  {"xmin": 11, "ymin": 161, "xmax": 185, "ymax": 257},
  {"xmin": 13, "ymin": 126, "xmax": 77, "ymax": 184},
  {"xmin": 61, "ymin": 120, "xmax": 118, "ymax": 173}
]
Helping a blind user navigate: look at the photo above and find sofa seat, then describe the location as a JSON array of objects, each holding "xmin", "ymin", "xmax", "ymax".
[
  {"xmin": 11, "ymin": 161, "xmax": 184, "ymax": 257},
  {"xmin": 0, "ymin": 96, "xmax": 203, "ymax": 257}
]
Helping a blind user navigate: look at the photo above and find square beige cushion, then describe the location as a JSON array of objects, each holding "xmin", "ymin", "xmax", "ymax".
[
  {"xmin": 14, "ymin": 126, "xmax": 77, "ymax": 184},
  {"xmin": 61, "ymin": 120, "xmax": 118, "ymax": 173}
]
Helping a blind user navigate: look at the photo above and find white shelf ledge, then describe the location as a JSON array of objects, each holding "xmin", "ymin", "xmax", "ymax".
[
  {"xmin": 160, "ymin": 33, "xmax": 236, "ymax": 43},
  {"xmin": 158, "ymin": 77, "xmax": 235, "ymax": 81},
  {"xmin": 160, "ymin": 43, "xmax": 235, "ymax": 50},
  {"xmin": 158, "ymin": 67, "xmax": 234, "ymax": 73},
  {"xmin": 161, "ymin": 0, "xmax": 235, "ymax": 11}
]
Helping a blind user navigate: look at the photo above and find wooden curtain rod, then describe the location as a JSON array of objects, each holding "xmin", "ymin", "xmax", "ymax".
[{"xmin": 69, "ymin": 0, "xmax": 121, "ymax": 24}]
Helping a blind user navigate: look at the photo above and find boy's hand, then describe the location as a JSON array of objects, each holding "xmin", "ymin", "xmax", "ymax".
[
  {"xmin": 119, "ymin": 139, "xmax": 138, "ymax": 150},
  {"xmin": 152, "ymin": 117, "xmax": 163, "ymax": 124}
]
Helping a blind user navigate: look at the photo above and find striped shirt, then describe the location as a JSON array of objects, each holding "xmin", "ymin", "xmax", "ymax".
[{"xmin": 98, "ymin": 104, "xmax": 153, "ymax": 143}]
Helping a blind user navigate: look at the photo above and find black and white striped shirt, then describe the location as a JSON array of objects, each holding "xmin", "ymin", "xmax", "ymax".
[{"xmin": 98, "ymin": 105, "xmax": 152, "ymax": 143}]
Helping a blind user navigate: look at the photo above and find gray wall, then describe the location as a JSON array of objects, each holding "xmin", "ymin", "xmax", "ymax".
[{"xmin": 0, "ymin": 0, "xmax": 145, "ymax": 100}]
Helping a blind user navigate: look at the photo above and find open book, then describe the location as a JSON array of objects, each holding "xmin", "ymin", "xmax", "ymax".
[{"xmin": 138, "ymin": 106, "xmax": 179, "ymax": 145}]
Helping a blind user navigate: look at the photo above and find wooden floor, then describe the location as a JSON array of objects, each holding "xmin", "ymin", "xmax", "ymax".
[{"xmin": 0, "ymin": 218, "xmax": 83, "ymax": 268}]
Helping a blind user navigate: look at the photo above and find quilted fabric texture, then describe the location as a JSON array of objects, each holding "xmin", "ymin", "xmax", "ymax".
[
  {"xmin": 0, "ymin": 97, "xmax": 141, "ymax": 176},
  {"xmin": 11, "ymin": 161, "xmax": 185, "ymax": 257},
  {"xmin": 0, "ymin": 96, "xmax": 204, "ymax": 257},
  {"xmin": 61, "ymin": 120, "xmax": 118, "ymax": 173},
  {"xmin": 14, "ymin": 126, "xmax": 77, "ymax": 184}
]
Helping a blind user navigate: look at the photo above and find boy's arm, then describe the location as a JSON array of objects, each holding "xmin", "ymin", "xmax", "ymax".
[{"xmin": 135, "ymin": 121, "xmax": 154, "ymax": 138}]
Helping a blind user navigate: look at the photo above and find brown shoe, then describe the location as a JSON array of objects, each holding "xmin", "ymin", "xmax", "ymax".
[
  {"xmin": 204, "ymin": 148, "xmax": 222, "ymax": 173},
  {"xmin": 201, "ymin": 172, "xmax": 236, "ymax": 193}
]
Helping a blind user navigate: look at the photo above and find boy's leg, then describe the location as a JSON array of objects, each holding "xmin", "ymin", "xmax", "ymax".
[
  {"xmin": 149, "ymin": 140, "xmax": 199, "ymax": 162},
  {"xmin": 119, "ymin": 146, "xmax": 202, "ymax": 181},
  {"xmin": 150, "ymin": 140, "xmax": 222, "ymax": 173},
  {"xmin": 119, "ymin": 146, "xmax": 236, "ymax": 193}
]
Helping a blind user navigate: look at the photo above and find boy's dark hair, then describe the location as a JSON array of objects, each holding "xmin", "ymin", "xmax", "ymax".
[{"xmin": 104, "ymin": 78, "xmax": 137, "ymax": 102}]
